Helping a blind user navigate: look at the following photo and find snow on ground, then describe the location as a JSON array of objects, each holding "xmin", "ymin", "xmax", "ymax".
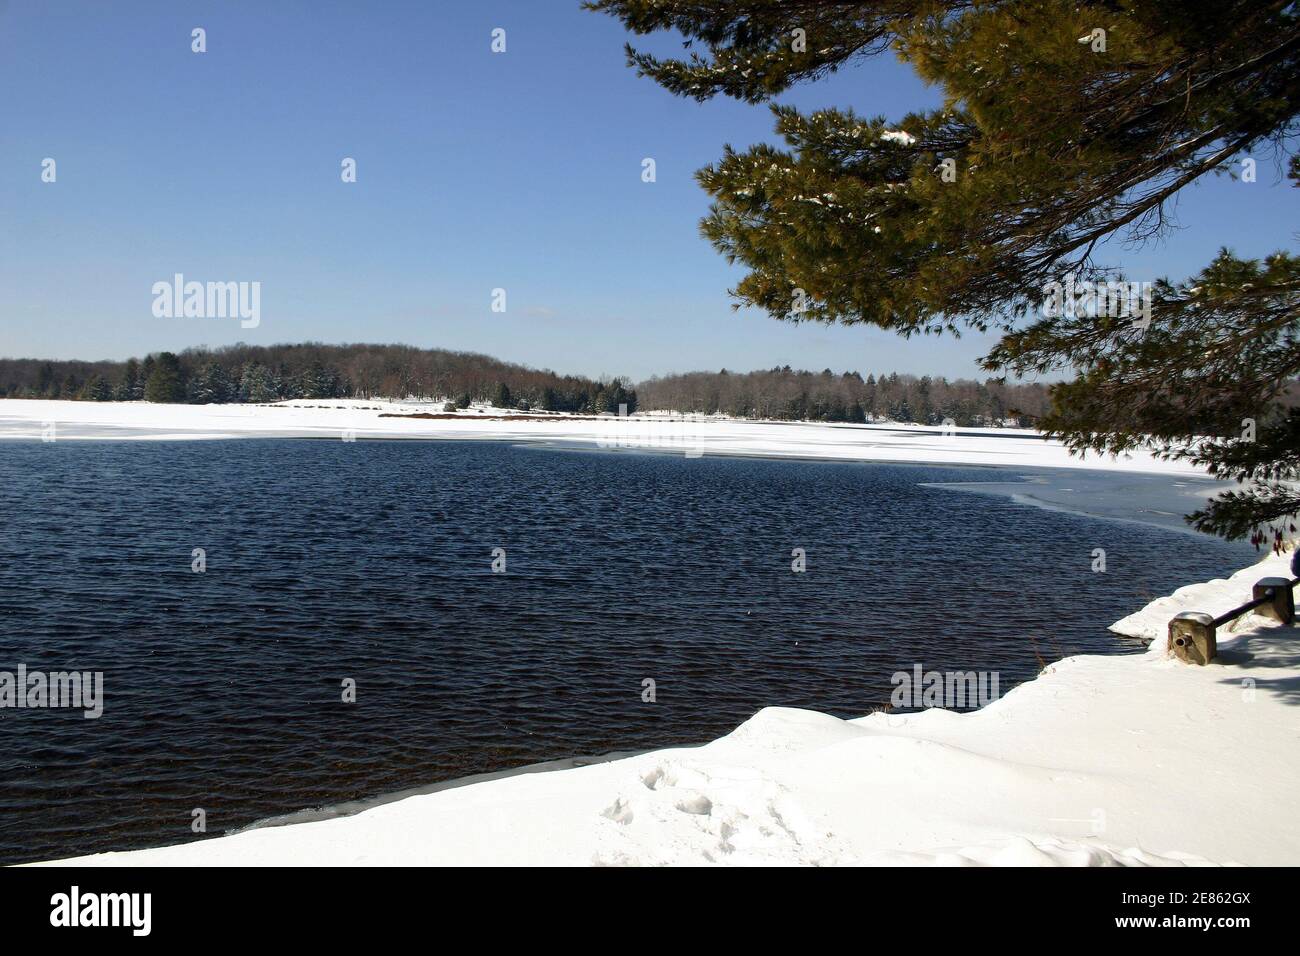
[
  {"xmin": 0, "ymin": 398, "xmax": 1205, "ymax": 476},
  {"xmin": 36, "ymin": 550, "xmax": 1300, "ymax": 867},
  {"xmin": 1111, "ymin": 549, "xmax": 1295, "ymax": 646}
]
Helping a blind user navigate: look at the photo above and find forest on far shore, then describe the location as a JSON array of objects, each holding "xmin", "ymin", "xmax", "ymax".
[{"xmin": 0, "ymin": 342, "xmax": 1051, "ymax": 426}]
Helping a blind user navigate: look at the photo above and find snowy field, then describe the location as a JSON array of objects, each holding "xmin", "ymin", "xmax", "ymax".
[{"xmin": 34, "ymin": 549, "xmax": 1298, "ymax": 867}]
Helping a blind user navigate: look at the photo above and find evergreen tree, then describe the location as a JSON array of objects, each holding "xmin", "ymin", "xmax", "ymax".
[
  {"xmin": 600, "ymin": 379, "xmax": 638, "ymax": 414},
  {"xmin": 299, "ymin": 362, "xmax": 342, "ymax": 399},
  {"xmin": 187, "ymin": 362, "xmax": 234, "ymax": 404},
  {"xmin": 990, "ymin": 250, "xmax": 1300, "ymax": 545},
  {"xmin": 493, "ymin": 382, "xmax": 512, "ymax": 408},
  {"xmin": 238, "ymin": 363, "xmax": 281, "ymax": 403},
  {"xmin": 144, "ymin": 352, "xmax": 185, "ymax": 403},
  {"xmin": 116, "ymin": 358, "xmax": 141, "ymax": 401},
  {"xmin": 81, "ymin": 375, "xmax": 113, "ymax": 402},
  {"xmin": 916, "ymin": 377, "xmax": 933, "ymax": 424},
  {"xmin": 591, "ymin": 0, "xmax": 1300, "ymax": 543},
  {"xmin": 36, "ymin": 362, "xmax": 54, "ymax": 397}
]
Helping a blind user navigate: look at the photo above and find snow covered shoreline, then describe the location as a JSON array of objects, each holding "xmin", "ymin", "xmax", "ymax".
[
  {"xmin": 0, "ymin": 397, "xmax": 1204, "ymax": 472},
  {"xmin": 33, "ymin": 550, "xmax": 1300, "ymax": 867},
  {"xmin": 0, "ymin": 397, "xmax": 1236, "ymax": 535}
]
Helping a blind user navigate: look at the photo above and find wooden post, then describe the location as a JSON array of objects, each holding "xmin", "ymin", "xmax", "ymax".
[
  {"xmin": 1168, "ymin": 611, "xmax": 1216, "ymax": 665},
  {"xmin": 1253, "ymin": 577, "xmax": 1295, "ymax": 625}
]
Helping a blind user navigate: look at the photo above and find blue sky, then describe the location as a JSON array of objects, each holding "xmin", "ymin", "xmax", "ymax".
[{"xmin": 2, "ymin": 0, "xmax": 1297, "ymax": 382}]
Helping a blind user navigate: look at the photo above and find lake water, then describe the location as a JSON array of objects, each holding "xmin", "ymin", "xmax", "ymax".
[{"xmin": 0, "ymin": 439, "xmax": 1254, "ymax": 864}]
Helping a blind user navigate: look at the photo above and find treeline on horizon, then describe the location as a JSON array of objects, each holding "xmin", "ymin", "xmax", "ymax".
[
  {"xmin": 0, "ymin": 343, "xmax": 637, "ymax": 415},
  {"xmin": 638, "ymin": 367, "xmax": 1050, "ymax": 426},
  {"xmin": 0, "ymin": 343, "xmax": 1050, "ymax": 425}
]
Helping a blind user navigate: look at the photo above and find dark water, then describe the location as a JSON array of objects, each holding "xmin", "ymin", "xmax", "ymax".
[{"xmin": 0, "ymin": 440, "xmax": 1253, "ymax": 864}]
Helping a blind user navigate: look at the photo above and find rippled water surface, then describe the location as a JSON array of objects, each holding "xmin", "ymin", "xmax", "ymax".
[{"xmin": 0, "ymin": 440, "xmax": 1254, "ymax": 863}]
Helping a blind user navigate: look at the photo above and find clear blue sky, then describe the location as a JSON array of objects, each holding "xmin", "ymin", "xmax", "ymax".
[{"xmin": 2, "ymin": 0, "xmax": 1296, "ymax": 382}]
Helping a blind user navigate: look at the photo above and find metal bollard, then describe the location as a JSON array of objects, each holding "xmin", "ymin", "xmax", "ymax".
[
  {"xmin": 1168, "ymin": 611, "xmax": 1216, "ymax": 665},
  {"xmin": 1253, "ymin": 577, "xmax": 1295, "ymax": 625}
]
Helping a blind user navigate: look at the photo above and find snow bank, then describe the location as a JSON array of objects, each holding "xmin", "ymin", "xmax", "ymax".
[
  {"xmin": 1110, "ymin": 549, "xmax": 1294, "ymax": 647},
  {"xmin": 35, "ymin": 551, "xmax": 1300, "ymax": 867},
  {"xmin": 0, "ymin": 398, "xmax": 1205, "ymax": 476}
]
